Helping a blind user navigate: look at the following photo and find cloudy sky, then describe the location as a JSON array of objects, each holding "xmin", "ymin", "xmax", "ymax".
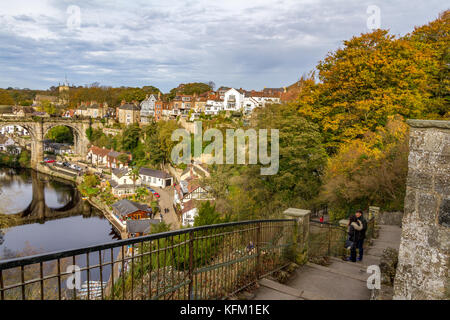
[{"xmin": 0, "ymin": 0, "xmax": 447, "ymax": 92}]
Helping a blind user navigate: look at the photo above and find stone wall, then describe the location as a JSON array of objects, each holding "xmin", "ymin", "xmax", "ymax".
[
  {"xmin": 379, "ymin": 211, "xmax": 403, "ymax": 226},
  {"xmin": 393, "ymin": 120, "xmax": 450, "ymax": 300}
]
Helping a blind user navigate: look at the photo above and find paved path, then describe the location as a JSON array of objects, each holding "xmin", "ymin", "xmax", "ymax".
[
  {"xmin": 253, "ymin": 224, "xmax": 402, "ymax": 300},
  {"xmin": 153, "ymin": 186, "xmax": 180, "ymax": 230}
]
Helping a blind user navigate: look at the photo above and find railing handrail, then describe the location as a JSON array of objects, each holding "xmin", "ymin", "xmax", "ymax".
[{"xmin": 0, "ymin": 218, "xmax": 296, "ymax": 270}]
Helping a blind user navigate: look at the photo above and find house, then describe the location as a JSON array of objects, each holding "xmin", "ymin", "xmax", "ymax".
[
  {"xmin": 44, "ymin": 141, "xmax": 73, "ymax": 155},
  {"xmin": 174, "ymin": 177, "xmax": 213, "ymax": 206},
  {"xmin": 12, "ymin": 106, "xmax": 34, "ymax": 117},
  {"xmin": 86, "ymin": 103, "xmax": 106, "ymax": 118},
  {"xmin": 180, "ymin": 163, "xmax": 210, "ymax": 180},
  {"xmin": 204, "ymin": 99, "xmax": 223, "ymax": 115},
  {"xmin": 117, "ymin": 101, "xmax": 140, "ymax": 125},
  {"xmin": 126, "ymin": 218, "xmax": 161, "ymax": 237},
  {"xmin": 62, "ymin": 109, "xmax": 75, "ymax": 118},
  {"xmin": 181, "ymin": 200, "xmax": 198, "ymax": 227},
  {"xmin": 109, "ymin": 167, "xmax": 141, "ymax": 197},
  {"xmin": 139, "ymin": 167, "xmax": 173, "ymax": 188},
  {"xmin": 0, "ymin": 125, "xmax": 29, "ymax": 136},
  {"xmin": 87, "ymin": 146, "xmax": 111, "ymax": 166},
  {"xmin": 0, "ymin": 135, "xmax": 20, "ymax": 154},
  {"xmin": 111, "ymin": 199, "xmax": 153, "ymax": 222},
  {"xmin": 107, "ymin": 150, "xmax": 131, "ymax": 169},
  {"xmin": 223, "ymin": 88, "xmax": 244, "ymax": 112},
  {"xmin": 170, "ymin": 95, "xmax": 193, "ymax": 115},
  {"xmin": 140, "ymin": 94, "xmax": 157, "ymax": 124}
]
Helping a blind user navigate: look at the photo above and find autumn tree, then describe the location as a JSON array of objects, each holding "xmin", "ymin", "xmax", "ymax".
[
  {"xmin": 295, "ymin": 21, "xmax": 449, "ymax": 154},
  {"xmin": 321, "ymin": 115, "xmax": 409, "ymax": 217}
]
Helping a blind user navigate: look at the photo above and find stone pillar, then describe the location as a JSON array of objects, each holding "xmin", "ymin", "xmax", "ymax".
[
  {"xmin": 283, "ymin": 208, "xmax": 310, "ymax": 265},
  {"xmin": 30, "ymin": 122, "xmax": 44, "ymax": 169},
  {"xmin": 393, "ymin": 120, "xmax": 450, "ymax": 300},
  {"xmin": 369, "ymin": 206, "xmax": 380, "ymax": 224}
]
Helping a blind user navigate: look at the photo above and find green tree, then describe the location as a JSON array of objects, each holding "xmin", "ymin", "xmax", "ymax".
[
  {"xmin": 46, "ymin": 126, "xmax": 73, "ymax": 143},
  {"xmin": 194, "ymin": 201, "xmax": 222, "ymax": 227}
]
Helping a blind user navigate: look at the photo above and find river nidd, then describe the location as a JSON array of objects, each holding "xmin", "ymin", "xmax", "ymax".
[{"xmin": 0, "ymin": 168, "xmax": 119, "ymax": 261}]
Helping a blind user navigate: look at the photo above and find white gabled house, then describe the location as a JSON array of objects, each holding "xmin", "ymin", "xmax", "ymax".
[
  {"xmin": 108, "ymin": 167, "xmax": 141, "ymax": 197},
  {"xmin": 139, "ymin": 167, "xmax": 173, "ymax": 188},
  {"xmin": 181, "ymin": 200, "xmax": 198, "ymax": 227},
  {"xmin": 223, "ymin": 88, "xmax": 244, "ymax": 112}
]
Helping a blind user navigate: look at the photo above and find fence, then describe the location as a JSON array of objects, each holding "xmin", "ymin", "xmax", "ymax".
[
  {"xmin": 308, "ymin": 218, "xmax": 376, "ymax": 260},
  {"xmin": 0, "ymin": 219, "xmax": 296, "ymax": 300}
]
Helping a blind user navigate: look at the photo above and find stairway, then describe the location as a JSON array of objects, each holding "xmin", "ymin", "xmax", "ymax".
[{"xmin": 252, "ymin": 225, "xmax": 402, "ymax": 300}]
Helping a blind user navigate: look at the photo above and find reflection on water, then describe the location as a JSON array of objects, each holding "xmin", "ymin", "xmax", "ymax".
[{"xmin": 0, "ymin": 168, "xmax": 119, "ymax": 261}]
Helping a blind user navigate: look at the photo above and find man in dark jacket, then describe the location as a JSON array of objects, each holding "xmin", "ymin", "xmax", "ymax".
[{"xmin": 355, "ymin": 210, "xmax": 367, "ymax": 261}]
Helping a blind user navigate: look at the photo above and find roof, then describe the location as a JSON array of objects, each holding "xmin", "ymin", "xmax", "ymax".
[
  {"xmin": 181, "ymin": 200, "xmax": 197, "ymax": 214},
  {"xmin": 88, "ymin": 146, "xmax": 111, "ymax": 157},
  {"xmin": 108, "ymin": 150, "xmax": 122, "ymax": 158},
  {"xmin": 139, "ymin": 167, "xmax": 171, "ymax": 179},
  {"xmin": 111, "ymin": 199, "xmax": 152, "ymax": 217},
  {"xmin": 126, "ymin": 219, "xmax": 160, "ymax": 234},
  {"xmin": 112, "ymin": 167, "xmax": 129, "ymax": 178},
  {"xmin": 119, "ymin": 103, "xmax": 140, "ymax": 111}
]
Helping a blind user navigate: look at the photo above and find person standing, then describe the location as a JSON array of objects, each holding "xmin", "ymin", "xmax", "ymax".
[
  {"xmin": 355, "ymin": 210, "xmax": 367, "ymax": 261},
  {"xmin": 346, "ymin": 215, "xmax": 363, "ymax": 262}
]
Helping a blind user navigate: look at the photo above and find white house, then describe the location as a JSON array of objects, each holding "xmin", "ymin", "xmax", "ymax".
[
  {"xmin": 223, "ymin": 88, "xmax": 244, "ymax": 112},
  {"xmin": 87, "ymin": 146, "xmax": 110, "ymax": 166},
  {"xmin": 109, "ymin": 167, "xmax": 141, "ymax": 197},
  {"xmin": 0, "ymin": 135, "xmax": 20, "ymax": 154},
  {"xmin": 204, "ymin": 99, "xmax": 223, "ymax": 115},
  {"xmin": 140, "ymin": 94, "xmax": 157, "ymax": 124},
  {"xmin": 139, "ymin": 167, "xmax": 173, "ymax": 188},
  {"xmin": 181, "ymin": 200, "xmax": 198, "ymax": 227},
  {"xmin": 174, "ymin": 178, "xmax": 214, "ymax": 207}
]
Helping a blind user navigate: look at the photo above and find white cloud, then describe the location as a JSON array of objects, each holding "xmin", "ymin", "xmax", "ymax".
[{"xmin": 0, "ymin": 0, "xmax": 447, "ymax": 91}]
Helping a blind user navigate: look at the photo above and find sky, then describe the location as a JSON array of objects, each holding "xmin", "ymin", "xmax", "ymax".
[{"xmin": 0, "ymin": 0, "xmax": 447, "ymax": 92}]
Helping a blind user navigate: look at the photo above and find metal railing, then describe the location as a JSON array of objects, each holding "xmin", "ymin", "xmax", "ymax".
[
  {"xmin": 308, "ymin": 217, "xmax": 376, "ymax": 260},
  {"xmin": 0, "ymin": 219, "xmax": 296, "ymax": 300}
]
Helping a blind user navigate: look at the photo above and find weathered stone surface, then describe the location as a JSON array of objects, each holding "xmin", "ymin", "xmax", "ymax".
[
  {"xmin": 417, "ymin": 192, "xmax": 438, "ymax": 224},
  {"xmin": 406, "ymin": 170, "xmax": 433, "ymax": 190},
  {"xmin": 380, "ymin": 248, "xmax": 398, "ymax": 285},
  {"xmin": 379, "ymin": 211, "xmax": 403, "ymax": 226},
  {"xmin": 394, "ymin": 121, "xmax": 450, "ymax": 300},
  {"xmin": 438, "ymin": 198, "xmax": 450, "ymax": 228}
]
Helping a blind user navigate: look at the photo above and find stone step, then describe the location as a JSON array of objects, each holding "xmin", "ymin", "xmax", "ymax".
[
  {"xmin": 306, "ymin": 262, "xmax": 369, "ymax": 282},
  {"xmin": 258, "ymin": 278, "xmax": 327, "ymax": 300},
  {"xmin": 287, "ymin": 264, "xmax": 371, "ymax": 300}
]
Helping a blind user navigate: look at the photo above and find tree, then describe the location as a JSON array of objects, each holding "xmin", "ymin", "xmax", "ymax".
[
  {"xmin": 121, "ymin": 124, "xmax": 141, "ymax": 152},
  {"xmin": 321, "ymin": 115, "xmax": 409, "ymax": 213},
  {"xmin": 194, "ymin": 201, "xmax": 222, "ymax": 227},
  {"xmin": 40, "ymin": 100, "xmax": 56, "ymax": 115},
  {"xmin": 46, "ymin": 126, "xmax": 73, "ymax": 143},
  {"xmin": 0, "ymin": 90, "xmax": 14, "ymax": 105},
  {"xmin": 18, "ymin": 150, "xmax": 30, "ymax": 168},
  {"xmin": 295, "ymin": 23, "xmax": 449, "ymax": 153},
  {"xmin": 117, "ymin": 153, "xmax": 130, "ymax": 166}
]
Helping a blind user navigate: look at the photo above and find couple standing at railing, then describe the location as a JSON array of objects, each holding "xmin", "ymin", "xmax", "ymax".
[{"xmin": 345, "ymin": 210, "xmax": 367, "ymax": 262}]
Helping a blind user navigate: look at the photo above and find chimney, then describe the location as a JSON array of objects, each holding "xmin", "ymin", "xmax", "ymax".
[
  {"xmin": 158, "ymin": 91, "xmax": 161, "ymax": 100},
  {"xmin": 121, "ymin": 100, "xmax": 126, "ymax": 106}
]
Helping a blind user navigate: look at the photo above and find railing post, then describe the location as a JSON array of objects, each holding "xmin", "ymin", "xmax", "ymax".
[
  {"xmin": 256, "ymin": 222, "xmax": 262, "ymax": 279},
  {"xmin": 283, "ymin": 208, "xmax": 310, "ymax": 265},
  {"xmin": 188, "ymin": 229, "xmax": 194, "ymax": 300},
  {"xmin": 327, "ymin": 224, "xmax": 331, "ymax": 256}
]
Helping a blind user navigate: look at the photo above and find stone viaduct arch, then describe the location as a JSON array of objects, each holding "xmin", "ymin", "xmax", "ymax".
[{"xmin": 0, "ymin": 117, "xmax": 92, "ymax": 169}]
